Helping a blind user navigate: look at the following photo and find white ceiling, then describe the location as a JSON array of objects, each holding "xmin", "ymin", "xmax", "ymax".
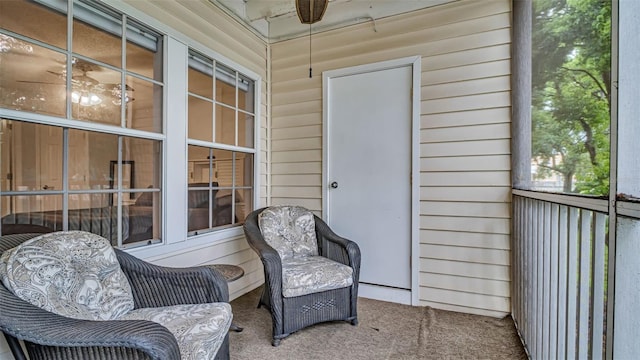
[{"xmin": 210, "ymin": 0, "xmax": 458, "ymax": 42}]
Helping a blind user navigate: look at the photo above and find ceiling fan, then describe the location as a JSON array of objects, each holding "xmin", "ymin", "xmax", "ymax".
[
  {"xmin": 18, "ymin": 57, "xmax": 134, "ymax": 107},
  {"xmin": 296, "ymin": 0, "xmax": 328, "ymax": 24}
]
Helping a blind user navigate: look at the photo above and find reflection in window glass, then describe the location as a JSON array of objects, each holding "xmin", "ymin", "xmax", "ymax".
[
  {"xmin": 126, "ymin": 19, "xmax": 163, "ymax": 82},
  {"xmin": 0, "ymin": 121, "xmax": 63, "ymax": 192},
  {"xmin": 68, "ymin": 130, "xmax": 117, "ymax": 191},
  {"xmin": 216, "ymin": 63, "xmax": 236, "ymax": 107},
  {"xmin": 530, "ymin": 0, "xmax": 611, "ymax": 195},
  {"xmin": 0, "ymin": 0, "xmax": 67, "ymax": 50},
  {"xmin": 189, "ymin": 96, "xmax": 214, "ymax": 142},
  {"xmin": 216, "ymin": 104, "xmax": 235, "ymax": 146},
  {"xmin": 188, "ymin": 57, "xmax": 214, "ymax": 98},
  {"xmin": 0, "ymin": 42, "xmax": 67, "ymax": 117},
  {"xmin": 70, "ymin": 59, "xmax": 122, "ymax": 125},
  {"xmin": 73, "ymin": 8, "xmax": 122, "ymax": 68},
  {"xmin": 1, "ymin": 194, "xmax": 63, "ymax": 233},
  {"xmin": 126, "ymin": 75, "xmax": 162, "ymax": 132},
  {"xmin": 238, "ymin": 74, "xmax": 254, "ymax": 113},
  {"xmin": 239, "ymin": 113, "xmax": 254, "ymax": 148},
  {"xmin": 186, "ymin": 50, "xmax": 256, "ymax": 236},
  {"xmin": 0, "ymin": 1, "xmax": 164, "ymax": 248}
]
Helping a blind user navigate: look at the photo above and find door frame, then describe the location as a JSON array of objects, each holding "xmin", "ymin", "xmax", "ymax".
[{"xmin": 322, "ymin": 56, "xmax": 421, "ymax": 305}]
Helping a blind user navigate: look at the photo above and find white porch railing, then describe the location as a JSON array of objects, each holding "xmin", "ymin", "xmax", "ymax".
[{"xmin": 512, "ymin": 193, "xmax": 608, "ymax": 360}]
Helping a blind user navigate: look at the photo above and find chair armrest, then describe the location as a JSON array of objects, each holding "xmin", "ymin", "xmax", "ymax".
[
  {"xmin": 0, "ymin": 286, "xmax": 180, "ymax": 360},
  {"xmin": 243, "ymin": 219, "xmax": 283, "ymax": 291},
  {"xmin": 115, "ymin": 250, "xmax": 229, "ymax": 309},
  {"xmin": 314, "ymin": 216, "xmax": 361, "ymax": 280}
]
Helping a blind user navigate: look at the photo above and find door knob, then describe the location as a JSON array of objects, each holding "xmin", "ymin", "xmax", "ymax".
[{"xmin": 330, "ymin": 181, "xmax": 338, "ymax": 189}]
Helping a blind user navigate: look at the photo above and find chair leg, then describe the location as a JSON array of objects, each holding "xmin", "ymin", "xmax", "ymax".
[
  {"xmin": 272, "ymin": 338, "xmax": 281, "ymax": 347},
  {"xmin": 351, "ymin": 318, "xmax": 358, "ymax": 326}
]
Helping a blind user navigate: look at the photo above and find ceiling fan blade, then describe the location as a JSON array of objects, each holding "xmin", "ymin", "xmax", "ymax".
[
  {"xmin": 46, "ymin": 70, "xmax": 64, "ymax": 77},
  {"xmin": 102, "ymin": 83, "xmax": 135, "ymax": 91},
  {"xmin": 16, "ymin": 80, "xmax": 63, "ymax": 85}
]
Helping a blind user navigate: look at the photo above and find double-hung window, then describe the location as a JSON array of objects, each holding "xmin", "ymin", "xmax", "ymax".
[
  {"xmin": 0, "ymin": 0, "xmax": 163, "ymax": 248},
  {"xmin": 187, "ymin": 49, "xmax": 255, "ymax": 236}
]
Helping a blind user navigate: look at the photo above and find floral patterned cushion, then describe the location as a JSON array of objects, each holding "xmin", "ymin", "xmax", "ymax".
[
  {"xmin": 258, "ymin": 206, "xmax": 319, "ymax": 260},
  {"xmin": 281, "ymin": 256, "xmax": 353, "ymax": 298},
  {"xmin": 0, "ymin": 231, "xmax": 134, "ymax": 321},
  {"xmin": 122, "ymin": 303, "xmax": 232, "ymax": 360}
]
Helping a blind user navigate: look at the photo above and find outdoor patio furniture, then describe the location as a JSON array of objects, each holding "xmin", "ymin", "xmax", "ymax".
[
  {"xmin": 243, "ymin": 206, "xmax": 360, "ymax": 346},
  {"xmin": 0, "ymin": 231, "xmax": 232, "ymax": 360}
]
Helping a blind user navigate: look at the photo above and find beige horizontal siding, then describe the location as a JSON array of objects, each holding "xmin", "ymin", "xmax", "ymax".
[
  {"xmin": 420, "ymin": 230, "xmax": 511, "ymax": 250},
  {"xmin": 422, "ymin": 107, "xmax": 511, "ymax": 129},
  {"xmin": 269, "ymin": 0, "xmax": 512, "ymax": 316},
  {"xmin": 121, "ymin": 0, "xmax": 268, "ymax": 299}
]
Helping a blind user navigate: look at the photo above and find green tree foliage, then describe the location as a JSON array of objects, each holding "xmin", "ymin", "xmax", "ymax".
[{"xmin": 531, "ymin": 0, "xmax": 611, "ymax": 195}]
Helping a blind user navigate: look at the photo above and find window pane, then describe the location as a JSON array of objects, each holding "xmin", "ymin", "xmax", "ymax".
[
  {"xmin": 0, "ymin": 122, "xmax": 63, "ymax": 192},
  {"xmin": 214, "ymin": 149, "xmax": 233, "ymax": 187},
  {"xmin": 126, "ymin": 20, "xmax": 162, "ymax": 81},
  {"xmin": 122, "ymin": 136, "xmax": 162, "ymax": 192},
  {"xmin": 72, "ymin": 5, "xmax": 122, "ymax": 68},
  {"xmin": 70, "ymin": 59, "xmax": 122, "ymax": 125},
  {"xmin": 188, "ymin": 189, "xmax": 211, "ymax": 232},
  {"xmin": 216, "ymin": 104, "xmax": 235, "ymax": 145},
  {"xmin": 530, "ymin": 0, "xmax": 611, "ymax": 195},
  {"xmin": 0, "ymin": 0, "xmax": 67, "ymax": 50},
  {"xmin": 239, "ymin": 113, "xmax": 254, "ymax": 148},
  {"xmin": 189, "ymin": 64, "xmax": 213, "ymax": 99},
  {"xmin": 213, "ymin": 189, "xmax": 233, "ymax": 227},
  {"xmin": 188, "ymin": 145, "xmax": 214, "ymax": 185},
  {"xmin": 238, "ymin": 73, "xmax": 254, "ymax": 114},
  {"xmin": 0, "ymin": 42, "xmax": 67, "ymax": 117},
  {"xmin": 236, "ymin": 188, "xmax": 252, "ymax": 224},
  {"xmin": 216, "ymin": 63, "xmax": 236, "ymax": 107},
  {"xmin": 1, "ymin": 194, "xmax": 63, "ymax": 235},
  {"xmin": 126, "ymin": 191, "xmax": 160, "ymax": 245},
  {"xmin": 189, "ymin": 96, "xmax": 213, "ymax": 141},
  {"xmin": 126, "ymin": 75, "xmax": 162, "ymax": 132},
  {"xmin": 68, "ymin": 130, "xmax": 117, "ymax": 191},
  {"xmin": 236, "ymin": 153, "xmax": 253, "ymax": 188}
]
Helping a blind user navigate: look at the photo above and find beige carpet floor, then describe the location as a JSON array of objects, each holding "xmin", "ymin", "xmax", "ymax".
[{"xmin": 229, "ymin": 287, "xmax": 527, "ymax": 360}]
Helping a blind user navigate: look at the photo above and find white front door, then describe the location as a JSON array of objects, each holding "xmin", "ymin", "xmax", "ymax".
[{"xmin": 323, "ymin": 57, "xmax": 420, "ymax": 303}]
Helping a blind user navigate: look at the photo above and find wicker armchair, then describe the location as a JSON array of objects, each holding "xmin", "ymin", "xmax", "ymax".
[
  {"xmin": 243, "ymin": 206, "xmax": 360, "ymax": 346},
  {"xmin": 0, "ymin": 232, "xmax": 231, "ymax": 360}
]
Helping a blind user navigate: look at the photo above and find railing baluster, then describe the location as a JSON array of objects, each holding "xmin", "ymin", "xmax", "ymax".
[
  {"xmin": 557, "ymin": 205, "xmax": 569, "ymax": 359},
  {"xmin": 578, "ymin": 210, "xmax": 593, "ymax": 360},
  {"xmin": 591, "ymin": 213, "xmax": 606, "ymax": 360},
  {"xmin": 512, "ymin": 195, "xmax": 608, "ymax": 360},
  {"xmin": 567, "ymin": 207, "xmax": 579, "ymax": 359},
  {"xmin": 537, "ymin": 202, "xmax": 545, "ymax": 358},
  {"xmin": 549, "ymin": 203, "xmax": 559, "ymax": 359},
  {"xmin": 527, "ymin": 199, "xmax": 536, "ymax": 358},
  {"xmin": 543, "ymin": 202, "xmax": 552, "ymax": 359}
]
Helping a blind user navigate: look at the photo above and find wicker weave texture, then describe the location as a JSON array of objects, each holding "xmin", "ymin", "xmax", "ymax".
[
  {"xmin": 0, "ymin": 232, "xmax": 231, "ymax": 360},
  {"xmin": 243, "ymin": 208, "xmax": 360, "ymax": 345}
]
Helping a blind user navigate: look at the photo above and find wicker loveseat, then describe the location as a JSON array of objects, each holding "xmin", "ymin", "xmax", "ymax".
[
  {"xmin": 243, "ymin": 206, "xmax": 360, "ymax": 346},
  {"xmin": 0, "ymin": 232, "xmax": 232, "ymax": 360}
]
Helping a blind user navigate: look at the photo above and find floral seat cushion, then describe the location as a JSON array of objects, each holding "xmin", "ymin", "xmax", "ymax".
[
  {"xmin": 281, "ymin": 256, "xmax": 353, "ymax": 298},
  {"xmin": 122, "ymin": 302, "xmax": 232, "ymax": 360},
  {"xmin": 258, "ymin": 205, "xmax": 319, "ymax": 260},
  {"xmin": 0, "ymin": 230, "xmax": 233, "ymax": 360},
  {"xmin": 0, "ymin": 231, "xmax": 134, "ymax": 320}
]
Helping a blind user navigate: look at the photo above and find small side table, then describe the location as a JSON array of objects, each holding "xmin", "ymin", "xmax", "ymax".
[
  {"xmin": 207, "ymin": 264, "xmax": 244, "ymax": 332},
  {"xmin": 209, "ymin": 264, "xmax": 244, "ymax": 282}
]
